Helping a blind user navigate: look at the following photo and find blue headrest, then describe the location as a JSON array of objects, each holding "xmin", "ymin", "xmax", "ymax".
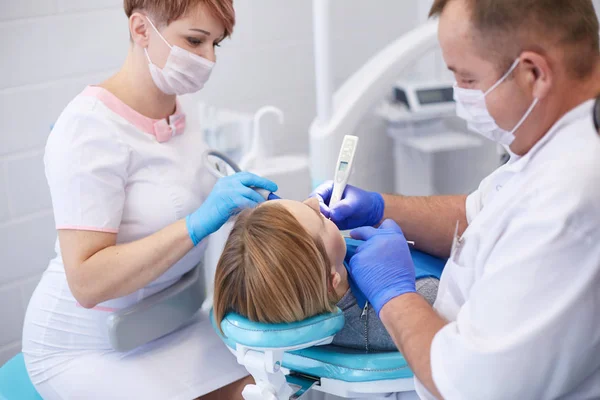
[{"xmin": 210, "ymin": 308, "xmax": 345, "ymax": 349}]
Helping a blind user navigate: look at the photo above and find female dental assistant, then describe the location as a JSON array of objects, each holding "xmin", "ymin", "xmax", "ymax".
[{"xmin": 21, "ymin": 1, "xmax": 276, "ymax": 399}]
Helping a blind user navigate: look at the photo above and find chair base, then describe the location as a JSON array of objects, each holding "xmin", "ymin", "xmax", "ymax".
[{"xmin": 312, "ymin": 375, "xmax": 417, "ymax": 398}]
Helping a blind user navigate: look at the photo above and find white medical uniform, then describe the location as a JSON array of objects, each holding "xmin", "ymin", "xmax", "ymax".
[
  {"xmin": 22, "ymin": 86, "xmax": 248, "ymax": 400},
  {"xmin": 415, "ymin": 100, "xmax": 600, "ymax": 400}
]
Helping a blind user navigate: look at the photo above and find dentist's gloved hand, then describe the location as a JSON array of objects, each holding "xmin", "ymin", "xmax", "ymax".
[
  {"xmin": 349, "ymin": 220, "xmax": 416, "ymax": 315},
  {"xmin": 186, "ymin": 172, "xmax": 278, "ymax": 245},
  {"xmin": 310, "ymin": 181, "xmax": 384, "ymax": 230}
]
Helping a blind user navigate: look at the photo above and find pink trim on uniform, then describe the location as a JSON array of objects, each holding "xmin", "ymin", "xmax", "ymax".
[
  {"xmin": 81, "ymin": 86, "xmax": 186, "ymax": 143},
  {"xmin": 57, "ymin": 225, "xmax": 119, "ymax": 233},
  {"xmin": 75, "ymin": 303, "xmax": 118, "ymax": 312}
]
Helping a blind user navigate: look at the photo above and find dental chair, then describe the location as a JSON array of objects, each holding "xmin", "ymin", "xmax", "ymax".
[{"xmin": 211, "ymin": 238, "xmax": 445, "ymax": 400}]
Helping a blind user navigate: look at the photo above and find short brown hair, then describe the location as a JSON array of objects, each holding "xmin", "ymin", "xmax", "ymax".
[
  {"xmin": 429, "ymin": 0, "xmax": 600, "ymax": 78},
  {"xmin": 124, "ymin": 0, "xmax": 235, "ymax": 37},
  {"xmin": 213, "ymin": 204, "xmax": 338, "ymax": 333}
]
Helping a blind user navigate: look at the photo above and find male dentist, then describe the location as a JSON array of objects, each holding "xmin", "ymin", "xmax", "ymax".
[{"xmin": 313, "ymin": 0, "xmax": 600, "ymax": 398}]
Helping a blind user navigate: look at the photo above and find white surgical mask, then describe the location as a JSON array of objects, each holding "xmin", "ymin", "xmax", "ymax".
[
  {"xmin": 144, "ymin": 17, "xmax": 215, "ymax": 95},
  {"xmin": 453, "ymin": 59, "xmax": 539, "ymax": 146}
]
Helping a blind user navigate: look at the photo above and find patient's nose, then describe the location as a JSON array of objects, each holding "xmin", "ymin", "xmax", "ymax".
[{"xmin": 303, "ymin": 197, "xmax": 320, "ymax": 211}]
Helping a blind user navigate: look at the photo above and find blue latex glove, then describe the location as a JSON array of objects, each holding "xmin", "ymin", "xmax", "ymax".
[
  {"xmin": 310, "ymin": 181, "xmax": 384, "ymax": 230},
  {"xmin": 349, "ymin": 219, "xmax": 416, "ymax": 315},
  {"xmin": 186, "ymin": 172, "xmax": 278, "ymax": 245}
]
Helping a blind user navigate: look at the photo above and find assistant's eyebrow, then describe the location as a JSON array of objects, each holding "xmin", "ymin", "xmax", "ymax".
[
  {"xmin": 189, "ymin": 28, "xmax": 211, "ymax": 35},
  {"xmin": 305, "ymin": 203, "xmax": 325, "ymax": 227}
]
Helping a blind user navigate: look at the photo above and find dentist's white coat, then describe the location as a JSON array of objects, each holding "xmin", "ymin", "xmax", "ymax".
[{"xmin": 416, "ymin": 100, "xmax": 600, "ymax": 400}]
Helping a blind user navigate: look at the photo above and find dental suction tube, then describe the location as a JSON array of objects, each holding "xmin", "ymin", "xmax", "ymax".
[{"xmin": 203, "ymin": 150, "xmax": 280, "ymax": 201}]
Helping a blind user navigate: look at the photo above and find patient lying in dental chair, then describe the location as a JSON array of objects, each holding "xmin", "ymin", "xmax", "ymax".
[{"xmin": 213, "ymin": 198, "xmax": 439, "ymax": 352}]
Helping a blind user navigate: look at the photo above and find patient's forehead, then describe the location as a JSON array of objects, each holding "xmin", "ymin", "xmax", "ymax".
[{"xmin": 262, "ymin": 199, "xmax": 322, "ymax": 236}]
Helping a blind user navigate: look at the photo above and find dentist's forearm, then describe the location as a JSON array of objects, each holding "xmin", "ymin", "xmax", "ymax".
[
  {"xmin": 60, "ymin": 219, "xmax": 195, "ymax": 308},
  {"xmin": 381, "ymin": 194, "xmax": 467, "ymax": 258},
  {"xmin": 380, "ymin": 294, "xmax": 447, "ymax": 399}
]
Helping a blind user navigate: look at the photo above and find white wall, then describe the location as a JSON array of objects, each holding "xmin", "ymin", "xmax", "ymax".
[
  {"xmin": 0, "ymin": 1, "xmax": 421, "ymax": 366},
  {"xmin": 0, "ymin": 0, "xmax": 129, "ymax": 366},
  {"xmin": 188, "ymin": 1, "xmax": 421, "ymax": 155}
]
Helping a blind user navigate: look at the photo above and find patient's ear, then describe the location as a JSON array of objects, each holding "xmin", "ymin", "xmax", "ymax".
[{"xmin": 331, "ymin": 271, "xmax": 342, "ymax": 289}]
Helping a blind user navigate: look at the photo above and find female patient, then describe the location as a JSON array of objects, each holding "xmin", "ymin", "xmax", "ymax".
[{"xmin": 213, "ymin": 198, "xmax": 439, "ymax": 352}]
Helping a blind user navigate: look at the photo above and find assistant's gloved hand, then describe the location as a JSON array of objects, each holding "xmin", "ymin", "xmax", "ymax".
[
  {"xmin": 310, "ymin": 181, "xmax": 384, "ymax": 230},
  {"xmin": 186, "ymin": 172, "xmax": 278, "ymax": 245},
  {"xmin": 349, "ymin": 220, "xmax": 416, "ymax": 315}
]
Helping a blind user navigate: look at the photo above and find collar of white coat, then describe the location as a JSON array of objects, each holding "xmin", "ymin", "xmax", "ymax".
[
  {"xmin": 81, "ymin": 86, "xmax": 186, "ymax": 143},
  {"xmin": 503, "ymin": 99, "xmax": 595, "ymax": 173}
]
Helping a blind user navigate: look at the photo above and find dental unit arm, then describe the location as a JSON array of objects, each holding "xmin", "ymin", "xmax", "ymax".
[{"xmin": 309, "ymin": 20, "xmax": 439, "ymax": 191}]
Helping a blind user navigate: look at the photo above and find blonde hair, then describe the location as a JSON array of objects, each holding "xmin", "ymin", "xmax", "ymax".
[
  {"xmin": 213, "ymin": 204, "xmax": 338, "ymax": 333},
  {"xmin": 124, "ymin": 0, "xmax": 235, "ymax": 37}
]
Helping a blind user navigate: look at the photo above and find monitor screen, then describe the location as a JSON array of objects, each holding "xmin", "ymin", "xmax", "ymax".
[{"xmin": 416, "ymin": 88, "xmax": 454, "ymax": 105}]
